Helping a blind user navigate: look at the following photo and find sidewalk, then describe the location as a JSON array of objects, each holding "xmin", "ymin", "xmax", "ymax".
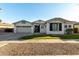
[{"xmin": 0, "ymin": 39, "xmax": 79, "ymax": 43}]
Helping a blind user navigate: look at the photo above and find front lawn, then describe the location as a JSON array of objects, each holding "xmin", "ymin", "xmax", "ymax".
[{"xmin": 19, "ymin": 34, "xmax": 79, "ymax": 40}]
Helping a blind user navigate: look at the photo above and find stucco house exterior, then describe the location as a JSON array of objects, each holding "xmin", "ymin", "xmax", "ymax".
[
  {"xmin": 74, "ymin": 23, "xmax": 79, "ymax": 33},
  {"xmin": 13, "ymin": 18, "xmax": 76, "ymax": 34}
]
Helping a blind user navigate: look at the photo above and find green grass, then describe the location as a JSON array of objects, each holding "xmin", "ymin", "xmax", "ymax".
[{"xmin": 19, "ymin": 34, "xmax": 79, "ymax": 40}]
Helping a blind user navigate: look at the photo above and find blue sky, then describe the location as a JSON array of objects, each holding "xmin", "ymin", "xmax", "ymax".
[{"xmin": 0, "ymin": 3, "xmax": 79, "ymax": 23}]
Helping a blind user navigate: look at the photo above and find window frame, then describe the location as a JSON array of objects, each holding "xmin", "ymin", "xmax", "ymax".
[
  {"xmin": 64, "ymin": 25, "xmax": 67, "ymax": 28},
  {"xmin": 69, "ymin": 25, "xmax": 71, "ymax": 28},
  {"xmin": 49, "ymin": 23, "xmax": 62, "ymax": 31}
]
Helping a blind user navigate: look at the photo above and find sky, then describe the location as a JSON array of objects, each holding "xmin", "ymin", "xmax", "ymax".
[{"xmin": 0, "ymin": 3, "xmax": 79, "ymax": 23}]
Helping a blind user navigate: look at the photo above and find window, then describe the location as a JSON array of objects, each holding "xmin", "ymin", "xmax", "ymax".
[
  {"xmin": 59, "ymin": 23, "xmax": 62, "ymax": 31},
  {"xmin": 65, "ymin": 25, "xmax": 67, "ymax": 28},
  {"xmin": 49, "ymin": 23, "xmax": 62, "ymax": 31},
  {"xmin": 53, "ymin": 23, "xmax": 58, "ymax": 31},
  {"xmin": 50, "ymin": 23, "xmax": 53, "ymax": 31},
  {"xmin": 69, "ymin": 25, "xmax": 71, "ymax": 28}
]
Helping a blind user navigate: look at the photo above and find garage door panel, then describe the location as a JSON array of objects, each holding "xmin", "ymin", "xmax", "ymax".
[{"xmin": 16, "ymin": 26, "xmax": 32, "ymax": 33}]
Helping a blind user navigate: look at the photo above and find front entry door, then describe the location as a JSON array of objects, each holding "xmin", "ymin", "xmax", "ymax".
[{"xmin": 34, "ymin": 25, "xmax": 40, "ymax": 33}]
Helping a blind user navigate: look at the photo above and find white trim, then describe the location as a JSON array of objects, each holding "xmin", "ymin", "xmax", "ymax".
[{"xmin": 14, "ymin": 26, "xmax": 16, "ymax": 33}]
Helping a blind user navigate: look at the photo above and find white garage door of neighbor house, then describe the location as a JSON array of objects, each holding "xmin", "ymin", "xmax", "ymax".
[{"xmin": 16, "ymin": 26, "xmax": 32, "ymax": 33}]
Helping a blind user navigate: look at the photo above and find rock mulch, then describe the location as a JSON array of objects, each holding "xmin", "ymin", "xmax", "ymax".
[{"xmin": 0, "ymin": 43, "xmax": 79, "ymax": 55}]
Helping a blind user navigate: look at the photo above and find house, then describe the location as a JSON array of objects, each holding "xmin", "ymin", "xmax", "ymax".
[
  {"xmin": 13, "ymin": 18, "xmax": 76, "ymax": 34},
  {"xmin": 74, "ymin": 23, "xmax": 79, "ymax": 33},
  {"xmin": 0, "ymin": 22, "xmax": 14, "ymax": 32}
]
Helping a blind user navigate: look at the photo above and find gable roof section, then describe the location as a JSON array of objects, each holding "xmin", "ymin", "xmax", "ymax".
[
  {"xmin": 32, "ymin": 20, "xmax": 45, "ymax": 24},
  {"xmin": 46, "ymin": 17, "xmax": 76, "ymax": 24},
  {"xmin": 13, "ymin": 18, "xmax": 77, "ymax": 25},
  {"xmin": 13, "ymin": 20, "xmax": 31, "ymax": 24}
]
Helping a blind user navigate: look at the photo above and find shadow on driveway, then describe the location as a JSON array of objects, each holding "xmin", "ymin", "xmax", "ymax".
[{"xmin": 0, "ymin": 33, "xmax": 32, "ymax": 41}]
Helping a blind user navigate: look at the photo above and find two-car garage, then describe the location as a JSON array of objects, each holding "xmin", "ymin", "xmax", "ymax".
[
  {"xmin": 13, "ymin": 20, "xmax": 33, "ymax": 33},
  {"xmin": 15, "ymin": 26, "xmax": 32, "ymax": 33}
]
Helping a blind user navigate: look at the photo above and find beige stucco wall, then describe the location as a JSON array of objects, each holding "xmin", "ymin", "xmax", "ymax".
[
  {"xmin": 74, "ymin": 25, "xmax": 79, "ymax": 28},
  {"xmin": 74, "ymin": 25, "xmax": 79, "ymax": 32}
]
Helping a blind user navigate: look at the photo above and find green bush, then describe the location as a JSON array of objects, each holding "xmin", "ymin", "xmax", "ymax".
[{"xmin": 65, "ymin": 28, "xmax": 73, "ymax": 34}]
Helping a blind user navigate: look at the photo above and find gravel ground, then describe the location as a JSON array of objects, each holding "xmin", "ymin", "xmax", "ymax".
[{"xmin": 0, "ymin": 43, "xmax": 79, "ymax": 55}]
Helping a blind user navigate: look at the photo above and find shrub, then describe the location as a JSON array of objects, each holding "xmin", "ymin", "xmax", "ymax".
[{"xmin": 65, "ymin": 28, "xmax": 73, "ymax": 34}]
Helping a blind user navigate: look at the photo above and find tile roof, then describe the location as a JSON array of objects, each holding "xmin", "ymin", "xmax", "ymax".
[
  {"xmin": 46, "ymin": 17, "xmax": 76, "ymax": 23},
  {"xmin": 13, "ymin": 20, "xmax": 31, "ymax": 24},
  {"xmin": 32, "ymin": 20, "xmax": 45, "ymax": 24}
]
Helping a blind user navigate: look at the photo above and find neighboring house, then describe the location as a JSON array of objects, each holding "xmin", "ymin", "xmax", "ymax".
[
  {"xmin": 0, "ymin": 22, "xmax": 14, "ymax": 32},
  {"xmin": 13, "ymin": 18, "xmax": 76, "ymax": 34},
  {"xmin": 74, "ymin": 23, "xmax": 79, "ymax": 33}
]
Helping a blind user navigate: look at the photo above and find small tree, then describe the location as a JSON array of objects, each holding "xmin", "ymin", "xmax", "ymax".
[
  {"xmin": 65, "ymin": 28, "xmax": 73, "ymax": 34},
  {"xmin": 0, "ymin": 19, "xmax": 2, "ymax": 22}
]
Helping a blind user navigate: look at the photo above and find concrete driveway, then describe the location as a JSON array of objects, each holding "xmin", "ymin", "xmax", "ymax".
[{"xmin": 0, "ymin": 33, "xmax": 31, "ymax": 41}]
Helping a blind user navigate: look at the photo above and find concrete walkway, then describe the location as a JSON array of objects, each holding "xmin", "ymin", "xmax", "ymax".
[{"xmin": 0, "ymin": 39, "xmax": 79, "ymax": 43}]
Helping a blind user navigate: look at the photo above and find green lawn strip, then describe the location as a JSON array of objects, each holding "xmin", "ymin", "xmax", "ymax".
[
  {"xmin": 19, "ymin": 34, "xmax": 79, "ymax": 40},
  {"xmin": 61, "ymin": 34, "xmax": 79, "ymax": 39}
]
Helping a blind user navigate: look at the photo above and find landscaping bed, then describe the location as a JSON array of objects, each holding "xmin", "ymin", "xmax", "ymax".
[{"xmin": 0, "ymin": 43, "xmax": 79, "ymax": 55}]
